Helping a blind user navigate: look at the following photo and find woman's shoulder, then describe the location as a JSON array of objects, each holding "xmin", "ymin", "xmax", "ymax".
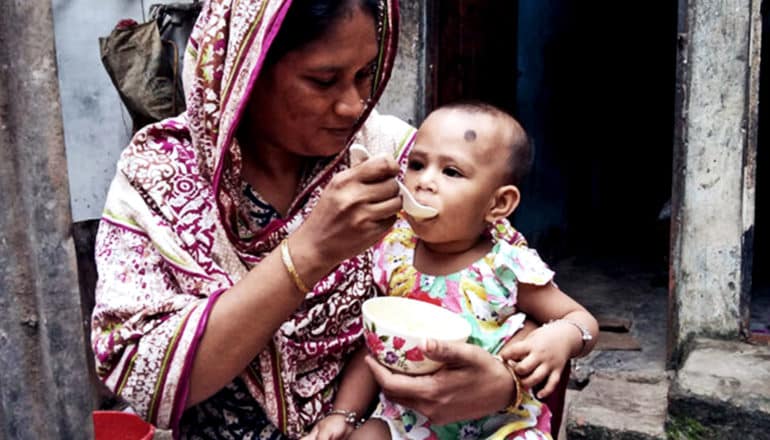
[
  {"xmin": 354, "ymin": 110, "xmax": 417, "ymax": 160},
  {"xmin": 121, "ymin": 115, "xmax": 191, "ymax": 156},
  {"xmin": 117, "ymin": 115, "xmax": 201, "ymax": 183}
]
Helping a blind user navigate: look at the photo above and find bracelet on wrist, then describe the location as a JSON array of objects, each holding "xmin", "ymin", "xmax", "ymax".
[
  {"xmin": 280, "ymin": 239, "xmax": 312, "ymax": 294},
  {"xmin": 545, "ymin": 319, "xmax": 593, "ymax": 355},
  {"xmin": 326, "ymin": 409, "xmax": 364, "ymax": 429},
  {"xmin": 494, "ymin": 354, "xmax": 523, "ymax": 409}
]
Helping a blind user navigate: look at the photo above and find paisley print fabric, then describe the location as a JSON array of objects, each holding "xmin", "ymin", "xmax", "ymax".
[{"xmin": 91, "ymin": 0, "xmax": 414, "ymax": 437}]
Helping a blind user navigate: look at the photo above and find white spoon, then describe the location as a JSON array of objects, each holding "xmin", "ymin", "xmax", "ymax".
[{"xmin": 349, "ymin": 144, "xmax": 439, "ymax": 219}]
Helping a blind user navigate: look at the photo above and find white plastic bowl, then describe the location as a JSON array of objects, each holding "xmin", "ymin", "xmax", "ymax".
[{"xmin": 362, "ymin": 296, "xmax": 472, "ymax": 374}]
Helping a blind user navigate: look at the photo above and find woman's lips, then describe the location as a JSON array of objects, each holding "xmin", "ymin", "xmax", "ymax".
[{"xmin": 326, "ymin": 127, "xmax": 352, "ymax": 137}]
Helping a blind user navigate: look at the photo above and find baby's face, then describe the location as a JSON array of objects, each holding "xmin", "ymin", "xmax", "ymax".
[{"xmin": 404, "ymin": 109, "xmax": 511, "ymax": 244}]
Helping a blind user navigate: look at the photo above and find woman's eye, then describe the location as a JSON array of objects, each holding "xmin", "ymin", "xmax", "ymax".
[
  {"xmin": 356, "ymin": 64, "xmax": 377, "ymax": 82},
  {"xmin": 308, "ymin": 76, "xmax": 335, "ymax": 88},
  {"xmin": 443, "ymin": 167, "xmax": 463, "ymax": 178},
  {"xmin": 407, "ymin": 160, "xmax": 424, "ymax": 171}
]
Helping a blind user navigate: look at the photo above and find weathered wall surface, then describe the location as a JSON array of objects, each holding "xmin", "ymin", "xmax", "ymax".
[
  {"xmin": 53, "ymin": 0, "xmax": 179, "ymax": 222},
  {"xmin": 54, "ymin": 0, "xmax": 425, "ymax": 222},
  {"xmin": 376, "ymin": 1, "xmax": 426, "ymax": 127},
  {"xmin": 0, "ymin": 1, "xmax": 93, "ymax": 438},
  {"xmin": 671, "ymin": 0, "xmax": 760, "ymax": 358}
]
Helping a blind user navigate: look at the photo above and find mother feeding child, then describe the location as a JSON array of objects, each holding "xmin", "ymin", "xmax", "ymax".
[{"xmin": 91, "ymin": 0, "xmax": 590, "ymax": 438}]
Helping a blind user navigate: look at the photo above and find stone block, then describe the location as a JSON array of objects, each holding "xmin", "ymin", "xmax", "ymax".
[
  {"xmin": 566, "ymin": 371, "xmax": 670, "ymax": 440},
  {"xmin": 668, "ymin": 338, "xmax": 770, "ymax": 439}
]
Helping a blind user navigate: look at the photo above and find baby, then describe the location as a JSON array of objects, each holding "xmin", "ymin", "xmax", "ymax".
[{"xmin": 302, "ymin": 102, "xmax": 598, "ymax": 440}]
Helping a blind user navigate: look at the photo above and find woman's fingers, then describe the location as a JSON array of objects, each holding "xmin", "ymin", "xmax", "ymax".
[
  {"xmin": 351, "ymin": 155, "xmax": 399, "ymax": 183},
  {"xmin": 421, "ymin": 338, "xmax": 488, "ymax": 366},
  {"xmin": 354, "ymin": 179, "xmax": 400, "ymax": 205},
  {"xmin": 298, "ymin": 155, "xmax": 401, "ymax": 263},
  {"xmin": 364, "ymin": 355, "xmax": 430, "ymax": 399},
  {"xmin": 366, "ymin": 343, "xmax": 515, "ymax": 425}
]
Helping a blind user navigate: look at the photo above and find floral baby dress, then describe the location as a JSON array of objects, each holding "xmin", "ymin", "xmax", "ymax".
[{"xmin": 370, "ymin": 217, "xmax": 555, "ymax": 440}]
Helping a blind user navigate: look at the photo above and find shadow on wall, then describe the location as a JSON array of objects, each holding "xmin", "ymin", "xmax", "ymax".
[{"xmin": 753, "ymin": 2, "xmax": 770, "ymax": 293}]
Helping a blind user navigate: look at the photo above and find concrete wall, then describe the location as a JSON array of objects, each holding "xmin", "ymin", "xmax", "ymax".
[
  {"xmin": 53, "ymin": 0, "xmax": 180, "ymax": 222},
  {"xmin": 0, "ymin": 2, "xmax": 93, "ymax": 438},
  {"xmin": 376, "ymin": 1, "xmax": 426, "ymax": 127},
  {"xmin": 53, "ymin": 0, "xmax": 424, "ymax": 222},
  {"xmin": 670, "ymin": 0, "xmax": 760, "ymax": 360}
]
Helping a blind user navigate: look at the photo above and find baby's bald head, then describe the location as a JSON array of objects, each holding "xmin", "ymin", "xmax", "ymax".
[{"xmin": 437, "ymin": 101, "xmax": 532, "ymax": 187}]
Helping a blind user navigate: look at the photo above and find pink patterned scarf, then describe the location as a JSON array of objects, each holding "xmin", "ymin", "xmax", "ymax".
[{"xmin": 91, "ymin": 0, "xmax": 410, "ymax": 436}]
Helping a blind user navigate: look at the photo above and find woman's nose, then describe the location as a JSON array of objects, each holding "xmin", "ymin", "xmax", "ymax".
[{"xmin": 334, "ymin": 85, "xmax": 367, "ymax": 118}]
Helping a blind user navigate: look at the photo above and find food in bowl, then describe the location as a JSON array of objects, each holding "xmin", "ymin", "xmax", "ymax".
[{"xmin": 362, "ymin": 296, "xmax": 472, "ymax": 374}]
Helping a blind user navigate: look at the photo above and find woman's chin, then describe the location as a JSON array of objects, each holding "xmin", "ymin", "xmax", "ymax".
[
  {"xmin": 310, "ymin": 141, "xmax": 351, "ymax": 157},
  {"xmin": 301, "ymin": 142, "xmax": 346, "ymax": 158},
  {"xmin": 322, "ymin": 130, "xmax": 355, "ymax": 150}
]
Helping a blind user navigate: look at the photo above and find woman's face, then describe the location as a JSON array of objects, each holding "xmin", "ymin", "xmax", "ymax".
[{"xmin": 244, "ymin": 5, "xmax": 379, "ymax": 157}]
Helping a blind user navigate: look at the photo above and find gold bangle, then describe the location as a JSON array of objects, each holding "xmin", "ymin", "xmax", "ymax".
[
  {"xmin": 280, "ymin": 239, "xmax": 311, "ymax": 294},
  {"xmin": 494, "ymin": 354, "xmax": 523, "ymax": 409}
]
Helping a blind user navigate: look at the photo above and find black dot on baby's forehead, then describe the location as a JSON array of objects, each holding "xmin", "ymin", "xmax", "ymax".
[{"xmin": 464, "ymin": 129, "xmax": 477, "ymax": 142}]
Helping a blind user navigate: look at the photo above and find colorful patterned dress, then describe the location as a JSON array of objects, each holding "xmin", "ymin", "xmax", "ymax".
[{"xmin": 370, "ymin": 217, "xmax": 555, "ymax": 440}]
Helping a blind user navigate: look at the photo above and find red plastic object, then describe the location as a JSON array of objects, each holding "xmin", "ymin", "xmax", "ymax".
[
  {"xmin": 115, "ymin": 19, "xmax": 139, "ymax": 30},
  {"xmin": 93, "ymin": 411, "xmax": 156, "ymax": 440}
]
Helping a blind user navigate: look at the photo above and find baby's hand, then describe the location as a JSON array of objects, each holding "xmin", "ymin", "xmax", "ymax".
[
  {"xmin": 498, "ymin": 323, "xmax": 572, "ymax": 399},
  {"xmin": 300, "ymin": 414, "xmax": 355, "ymax": 440}
]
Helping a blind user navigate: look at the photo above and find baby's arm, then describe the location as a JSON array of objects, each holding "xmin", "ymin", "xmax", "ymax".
[
  {"xmin": 498, "ymin": 282, "xmax": 598, "ymax": 399},
  {"xmin": 302, "ymin": 347, "xmax": 379, "ymax": 440}
]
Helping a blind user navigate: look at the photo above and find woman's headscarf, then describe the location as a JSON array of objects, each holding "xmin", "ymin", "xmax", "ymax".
[{"xmin": 91, "ymin": 0, "xmax": 412, "ymax": 436}]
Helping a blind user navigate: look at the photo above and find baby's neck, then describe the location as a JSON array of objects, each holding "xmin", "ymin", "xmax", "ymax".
[{"xmin": 414, "ymin": 237, "xmax": 494, "ymax": 276}]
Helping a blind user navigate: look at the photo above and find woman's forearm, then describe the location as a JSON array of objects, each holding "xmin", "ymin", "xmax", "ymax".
[{"xmin": 186, "ymin": 235, "xmax": 334, "ymax": 408}]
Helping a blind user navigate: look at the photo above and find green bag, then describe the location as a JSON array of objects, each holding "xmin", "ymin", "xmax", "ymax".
[{"xmin": 99, "ymin": 2, "xmax": 202, "ymax": 133}]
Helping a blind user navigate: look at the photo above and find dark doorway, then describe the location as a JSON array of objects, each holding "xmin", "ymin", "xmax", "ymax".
[
  {"xmin": 427, "ymin": 0, "xmax": 679, "ymax": 371},
  {"xmin": 425, "ymin": 0, "xmax": 519, "ymax": 115},
  {"xmin": 427, "ymin": 1, "xmax": 677, "ymax": 265},
  {"xmin": 750, "ymin": 4, "xmax": 770, "ymax": 337}
]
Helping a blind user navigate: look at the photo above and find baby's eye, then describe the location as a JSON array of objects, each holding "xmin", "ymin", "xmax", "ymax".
[
  {"xmin": 443, "ymin": 167, "xmax": 463, "ymax": 178},
  {"xmin": 407, "ymin": 160, "xmax": 424, "ymax": 171}
]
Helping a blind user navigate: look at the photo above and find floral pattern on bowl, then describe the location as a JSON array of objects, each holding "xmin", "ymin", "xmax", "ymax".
[
  {"xmin": 362, "ymin": 297, "xmax": 472, "ymax": 375},
  {"xmin": 364, "ymin": 321, "xmax": 438, "ymax": 374}
]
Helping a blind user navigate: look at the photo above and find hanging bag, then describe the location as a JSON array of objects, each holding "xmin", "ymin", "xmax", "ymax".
[{"xmin": 98, "ymin": 1, "xmax": 202, "ymax": 133}]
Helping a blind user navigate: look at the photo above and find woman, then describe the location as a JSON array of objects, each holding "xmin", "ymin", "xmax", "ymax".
[{"xmin": 92, "ymin": 0, "xmax": 527, "ymax": 438}]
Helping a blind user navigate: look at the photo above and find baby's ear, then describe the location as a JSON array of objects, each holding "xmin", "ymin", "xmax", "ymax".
[{"xmin": 485, "ymin": 185, "xmax": 520, "ymax": 223}]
